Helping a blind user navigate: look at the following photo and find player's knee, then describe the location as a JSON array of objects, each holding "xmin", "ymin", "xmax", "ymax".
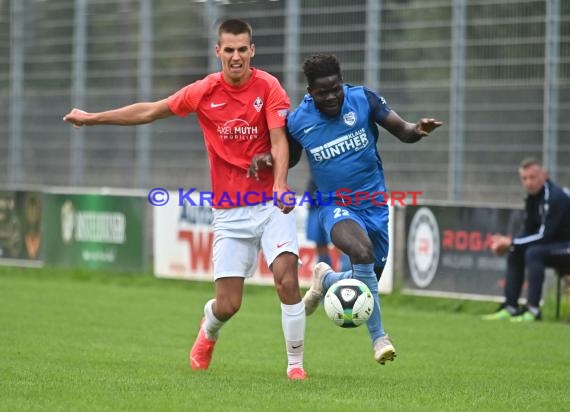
[
  {"xmin": 275, "ymin": 274, "xmax": 298, "ymax": 294},
  {"xmin": 275, "ymin": 273, "xmax": 299, "ymax": 291}
]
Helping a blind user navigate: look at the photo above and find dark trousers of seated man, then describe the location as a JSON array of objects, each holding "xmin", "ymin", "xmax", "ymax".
[{"xmin": 505, "ymin": 241, "xmax": 570, "ymax": 311}]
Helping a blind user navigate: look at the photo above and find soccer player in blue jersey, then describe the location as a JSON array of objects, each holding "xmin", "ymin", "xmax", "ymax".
[{"xmin": 252, "ymin": 53, "xmax": 442, "ymax": 364}]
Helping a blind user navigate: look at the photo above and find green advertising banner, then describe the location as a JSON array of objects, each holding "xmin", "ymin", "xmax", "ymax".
[
  {"xmin": 43, "ymin": 193, "xmax": 145, "ymax": 271},
  {"xmin": 0, "ymin": 191, "xmax": 42, "ymax": 265}
]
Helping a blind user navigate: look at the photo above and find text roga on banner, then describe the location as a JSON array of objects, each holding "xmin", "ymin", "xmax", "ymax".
[{"xmin": 404, "ymin": 205, "xmax": 524, "ymax": 300}]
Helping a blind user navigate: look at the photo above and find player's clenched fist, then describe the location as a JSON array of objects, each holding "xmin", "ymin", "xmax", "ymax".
[{"xmin": 63, "ymin": 109, "xmax": 91, "ymax": 128}]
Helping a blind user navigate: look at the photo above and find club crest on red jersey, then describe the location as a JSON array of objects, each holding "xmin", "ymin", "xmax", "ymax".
[{"xmin": 253, "ymin": 97, "xmax": 263, "ymax": 112}]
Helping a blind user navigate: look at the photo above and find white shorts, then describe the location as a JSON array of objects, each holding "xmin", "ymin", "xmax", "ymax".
[{"xmin": 211, "ymin": 204, "xmax": 299, "ymax": 279}]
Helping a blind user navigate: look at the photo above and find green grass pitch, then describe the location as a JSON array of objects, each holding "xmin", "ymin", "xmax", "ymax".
[{"xmin": 1, "ymin": 266, "xmax": 569, "ymax": 411}]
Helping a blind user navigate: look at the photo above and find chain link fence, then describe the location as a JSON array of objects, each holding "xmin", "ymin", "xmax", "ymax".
[{"xmin": 1, "ymin": 0, "xmax": 569, "ymax": 205}]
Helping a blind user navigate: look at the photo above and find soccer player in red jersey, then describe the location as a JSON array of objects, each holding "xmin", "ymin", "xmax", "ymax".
[{"xmin": 63, "ymin": 19, "xmax": 307, "ymax": 380}]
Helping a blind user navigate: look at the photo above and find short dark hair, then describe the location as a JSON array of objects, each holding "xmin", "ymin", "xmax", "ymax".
[
  {"xmin": 303, "ymin": 54, "xmax": 342, "ymax": 87},
  {"xmin": 519, "ymin": 157, "xmax": 542, "ymax": 169},
  {"xmin": 217, "ymin": 19, "xmax": 253, "ymax": 44}
]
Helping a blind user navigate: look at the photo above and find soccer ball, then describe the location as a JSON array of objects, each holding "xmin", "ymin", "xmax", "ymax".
[{"xmin": 323, "ymin": 278, "xmax": 374, "ymax": 328}]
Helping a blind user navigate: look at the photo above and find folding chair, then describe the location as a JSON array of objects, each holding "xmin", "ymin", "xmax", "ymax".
[{"xmin": 554, "ymin": 267, "xmax": 570, "ymax": 320}]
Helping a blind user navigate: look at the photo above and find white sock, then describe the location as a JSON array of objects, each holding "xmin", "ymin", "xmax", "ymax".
[
  {"xmin": 203, "ymin": 299, "xmax": 224, "ymax": 340},
  {"xmin": 281, "ymin": 301, "xmax": 305, "ymax": 373}
]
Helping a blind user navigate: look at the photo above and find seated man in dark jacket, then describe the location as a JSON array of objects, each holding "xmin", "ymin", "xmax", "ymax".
[{"xmin": 484, "ymin": 158, "xmax": 570, "ymax": 321}]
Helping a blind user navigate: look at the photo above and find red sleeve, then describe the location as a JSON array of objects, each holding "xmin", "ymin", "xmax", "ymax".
[
  {"xmin": 264, "ymin": 75, "xmax": 290, "ymax": 130},
  {"xmin": 166, "ymin": 77, "xmax": 212, "ymax": 117}
]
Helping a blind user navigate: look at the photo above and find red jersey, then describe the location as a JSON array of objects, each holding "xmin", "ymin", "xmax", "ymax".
[{"xmin": 166, "ymin": 68, "xmax": 289, "ymax": 208}]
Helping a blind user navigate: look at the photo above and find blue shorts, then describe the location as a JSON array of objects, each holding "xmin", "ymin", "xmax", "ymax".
[
  {"xmin": 306, "ymin": 207, "xmax": 330, "ymax": 245},
  {"xmin": 318, "ymin": 203, "xmax": 389, "ymax": 268}
]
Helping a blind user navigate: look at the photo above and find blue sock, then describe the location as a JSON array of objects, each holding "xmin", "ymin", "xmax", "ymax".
[
  {"xmin": 322, "ymin": 268, "xmax": 352, "ymax": 292},
  {"xmin": 317, "ymin": 253, "xmax": 332, "ymax": 267},
  {"xmin": 352, "ymin": 263, "xmax": 384, "ymax": 345}
]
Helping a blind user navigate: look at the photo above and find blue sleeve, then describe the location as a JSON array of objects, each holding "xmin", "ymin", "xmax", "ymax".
[{"xmin": 364, "ymin": 87, "xmax": 391, "ymax": 124}]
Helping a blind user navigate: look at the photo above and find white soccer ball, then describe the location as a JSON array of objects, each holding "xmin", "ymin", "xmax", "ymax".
[{"xmin": 324, "ymin": 278, "xmax": 374, "ymax": 328}]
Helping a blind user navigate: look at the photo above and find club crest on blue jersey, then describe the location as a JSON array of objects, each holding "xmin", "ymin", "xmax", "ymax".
[{"xmin": 343, "ymin": 111, "xmax": 356, "ymax": 126}]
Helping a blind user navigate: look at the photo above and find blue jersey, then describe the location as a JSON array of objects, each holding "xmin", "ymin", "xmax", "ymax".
[{"xmin": 287, "ymin": 84, "xmax": 391, "ymax": 206}]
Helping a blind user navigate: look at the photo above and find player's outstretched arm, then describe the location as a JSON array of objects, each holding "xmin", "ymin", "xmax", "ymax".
[
  {"xmin": 63, "ymin": 99, "xmax": 174, "ymax": 128},
  {"xmin": 380, "ymin": 111, "xmax": 442, "ymax": 143}
]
